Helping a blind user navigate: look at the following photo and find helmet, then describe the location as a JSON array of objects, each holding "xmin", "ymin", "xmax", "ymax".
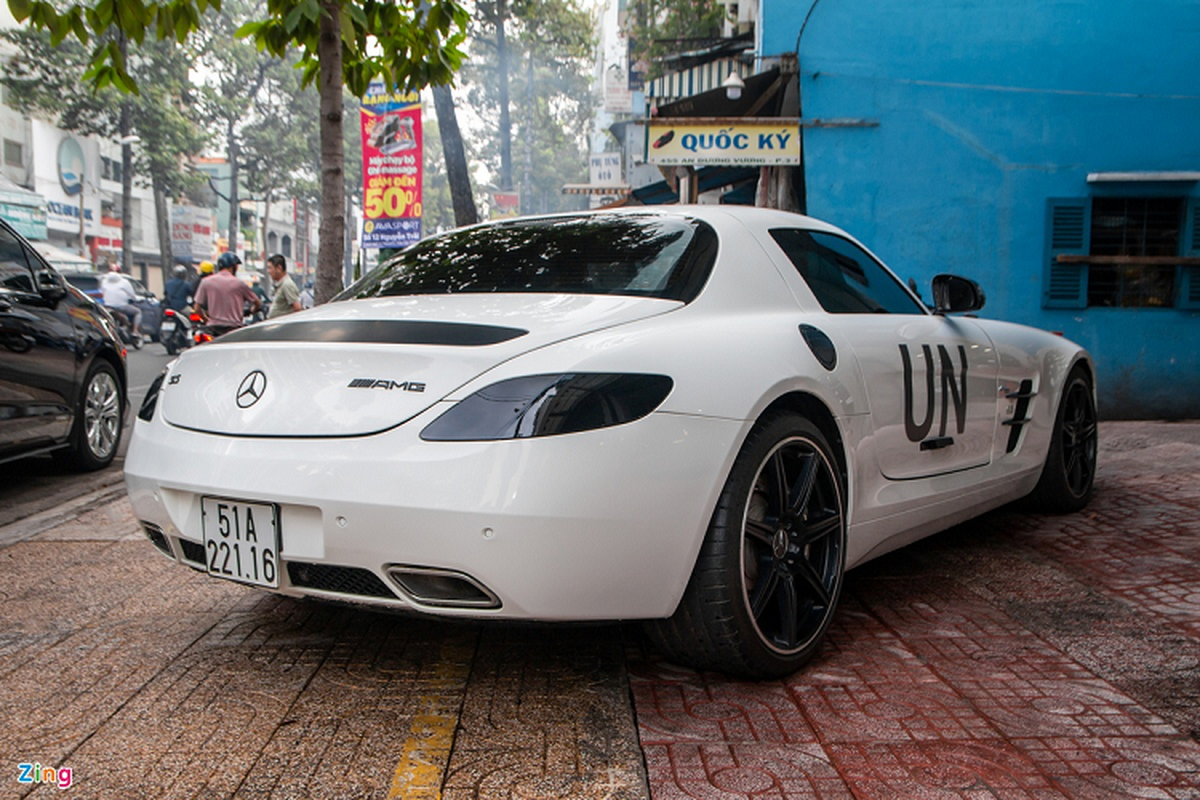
[
  {"xmin": 173, "ymin": 265, "xmax": 188, "ymax": 278},
  {"xmin": 216, "ymin": 252, "xmax": 242, "ymax": 271},
  {"xmin": 199, "ymin": 261, "xmax": 214, "ymax": 275},
  {"xmin": 108, "ymin": 262, "xmax": 121, "ymax": 273}
]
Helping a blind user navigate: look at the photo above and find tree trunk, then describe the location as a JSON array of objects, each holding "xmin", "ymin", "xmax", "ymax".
[
  {"xmin": 262, "ymin": 188, "xmax": 272, "ymax": 269},
  {"xmin": 432, "ymin": 84, "xmax": 478, "ymax": 227},
  {"xmin": 227, "ymin": 116, "xmax": 239, "ymax": 259},
  {"xmin": 315, "ymin": 0, "xmax": 345, "ymax": 305},
  {"xmin": 119, "ymin": 34, "xmax": 134, "ymax": 277},
  {"xmin": 496, "ymin": 0, "xmax": 513, "ymax": 192},
  {"xmin": 523, "ymin": 47, "xmax": 533, "ymax": 214},
  {"xmin": 152, "ymin": 174, "xmax": 173, "ymax": 272}
]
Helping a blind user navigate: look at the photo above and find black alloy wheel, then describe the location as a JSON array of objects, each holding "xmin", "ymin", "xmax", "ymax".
[
  {"xmin": 1059, "ymin": 377, "xmax": 1098, "ymax": 499},
  {"xmin": 647, "ymin": 412, "xmax": 846, "ymax": 678},
  {"xmin": 740, "ymin": 431, "xmax": 844, "ymax": 657},
  {"xmin": 1028, "ymin": 365, "xmax": 1097, "ymax": 513}
]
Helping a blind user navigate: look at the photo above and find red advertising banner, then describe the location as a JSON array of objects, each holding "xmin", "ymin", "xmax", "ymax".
[{"xmin": 360, "ymin": 81, "xmax": 423, "ymax": 248}]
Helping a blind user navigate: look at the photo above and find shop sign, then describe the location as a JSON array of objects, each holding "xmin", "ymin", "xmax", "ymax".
[
  {"xmin": 589, "ymin": 153, "xmax": 622, "ymax": 186},
  {"xmin": 491, "ymin": 191, "xmax": 520, "ymax": 219},
  {"xmin": 172, "ymin": 206, "xmax": 214, "ymax": 262},
  {"xmin": 0, "ymin": 202, "xmax": 47, "ymax": 240},
  {"xmin": 646, "ymin": 120, "xmax": 800, "ymax": 166},
  {"xmin": 360, "ymin": 80, "xmax": 423, "ymax": 249}
]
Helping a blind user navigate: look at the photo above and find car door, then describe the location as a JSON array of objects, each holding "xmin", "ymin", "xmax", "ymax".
[
  {"xmin": 767, "ymin": 227, "xmax": 999, "ymax": 480},
  {"xmin": 0, "ymin": 228, "xmax": 77, "ymax": 457}
]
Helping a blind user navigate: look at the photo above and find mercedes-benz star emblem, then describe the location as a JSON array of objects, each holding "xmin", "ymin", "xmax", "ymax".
[{"xmin": 236, "ymin": 370, "xmax": 268, "ymax": 408}]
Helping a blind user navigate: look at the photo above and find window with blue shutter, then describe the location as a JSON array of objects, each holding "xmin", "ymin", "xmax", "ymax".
[
  {"xmin": 1180, "ymin": 198, "xmax": 1200, "ymax": 310},
  {"xmin": 1043, "ymin": 199, "xmax": 1089, "ymax": 308},
  {"xmin": 1046, "ymin": 195, "xmax": 1198, "ymax": 309}
]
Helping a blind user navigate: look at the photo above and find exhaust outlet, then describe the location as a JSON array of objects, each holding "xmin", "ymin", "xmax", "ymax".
[{"xmin": 386, "ymin": 565, "xmax": 501, "ymax": 609}]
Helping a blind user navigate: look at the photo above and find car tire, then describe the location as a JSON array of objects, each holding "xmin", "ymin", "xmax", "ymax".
[
  {"xmin": 646, "ymin": 411, "xmax": 846, "ymax": 679},
  {"xmin": 58, "ymin": 359, "xmax": 124, "ymax": 471},
  {"xmin": 1026, "ymin": 365, "xmax": 1097, "ymax": 513}
]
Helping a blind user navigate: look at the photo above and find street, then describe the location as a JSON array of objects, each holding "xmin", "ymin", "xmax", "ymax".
[
  {"xmin": 0, "ymin": 344, "xmax": 175, "ymax": 532},
  {"xmin": 1, "ymin": 350, "xmax": 1198, "ymax": 799}
]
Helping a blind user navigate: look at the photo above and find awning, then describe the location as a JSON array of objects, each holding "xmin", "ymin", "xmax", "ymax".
[
  {"xmin": 561, "ymin": 184, "xmax": 632, "ymax": 196},
  {"xmin": 648, "ymin": 58, "xmax": 746, "ymax": 106},
  {"xmin": 0, "ymin": 173, "xmax": 47, "ymax": 240},
  {"xmin": 32, "ymin": 241, "xmax": 91, "ymax": 272},
  {"xmin": 655, "ymin": 68, "xmax": 785, "ymax": 120},
  {"xmin": 631, "ymin": 166, "xmax": 759, "ymax": 205}
]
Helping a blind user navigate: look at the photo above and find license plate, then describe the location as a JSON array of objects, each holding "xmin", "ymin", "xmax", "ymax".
[
  {"xmin": 201, "ymin": 497, "xmax": 280, "ymax": 588},
  {"xmin": 161, "ymin": 320, "xmax": 176, "ymax": 333}
]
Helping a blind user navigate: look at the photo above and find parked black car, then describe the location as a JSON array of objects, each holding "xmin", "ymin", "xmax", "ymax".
[
  {"xmin": 62, "ymin": 271, "xmax": 163, "ymax": 342},
  {"xmin": 0, "ymin": 222, "xmax": 127, "ymax": 470}
]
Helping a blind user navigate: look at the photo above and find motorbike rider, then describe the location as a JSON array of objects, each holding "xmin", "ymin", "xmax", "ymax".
[
  {"xmin": 192, "ymin": 260, "xmax": 213, "ymax": 296},
  {"xmin": 194, "ymin": 252, "xmax": 261, "ymax": 337},
  {"xmin": 163, "ymin": 264, "xmax": 192, "ymax": 312},
  {"xmin": 100, "ymin": 264, "xmax": 143, "ymax": 339}
]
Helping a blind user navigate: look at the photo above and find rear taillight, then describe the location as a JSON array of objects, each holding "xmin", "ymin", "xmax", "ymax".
[
  {"xmin": 189, "ymin": 312, "xmax": 204, "ymax": 323},
  {"xmin": 164, "ymin": 309, "xmax": 176, "ymax": 318}
]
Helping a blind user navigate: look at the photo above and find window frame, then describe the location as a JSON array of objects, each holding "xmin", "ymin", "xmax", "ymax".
[
  {"xmin": 768, "ymin": 227, "xmax": 927, "ymax": 315},
  {"xmin": 1043, "ymin": 194, "xmax": 1200, "ymax": 310}
]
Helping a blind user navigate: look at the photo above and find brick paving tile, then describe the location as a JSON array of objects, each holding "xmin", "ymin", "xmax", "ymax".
[
  {"xmin": 442, "ymin": 625, "xmax": 647, "ymax": 800},
  {"xmin": 4, "ymin": 421, "xmax": 1199, "ymax": 799},
  {"xmin": 628, "ymin": 423, "xmax": 1200, "ymax": 799}
]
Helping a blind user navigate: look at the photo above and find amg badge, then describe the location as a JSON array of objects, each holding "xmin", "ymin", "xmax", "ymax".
[{"xmin": 348, "ymin": 378, "xmax": 426, "ymax": 392}]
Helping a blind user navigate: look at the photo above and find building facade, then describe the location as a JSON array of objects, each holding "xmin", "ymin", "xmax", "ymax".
[{"xmin": 757, "ymin": 0, "xmax": 1200, "ymax": 418}]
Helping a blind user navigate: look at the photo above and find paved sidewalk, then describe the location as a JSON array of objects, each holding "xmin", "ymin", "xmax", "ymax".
[
  {"xmin": 626, "ymin": 421, "xmax": 1200, "ymax": 798},
  {"xmin": 0, "ymin": 422, "xmax": 1196, "ymax": 798}
]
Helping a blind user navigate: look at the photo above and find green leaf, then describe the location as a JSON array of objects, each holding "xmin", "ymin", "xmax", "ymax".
[
  {"xmin": 284, "ymin": 3, "xmax": 304, "ymax": 31},
  {"xmin": 8, "ymin": 0, "xmax": 32, "ymax": 22},
  {"xmin": 69, "ymin": 10, "xmax": 88, "ymax": 42},
  {"xmin": 345, "ymin": 3, "xmax": 367, "ymax": 30},
  {"xmin": 93, "ymin": 0, "xmax": 114, "ymax": 26}
]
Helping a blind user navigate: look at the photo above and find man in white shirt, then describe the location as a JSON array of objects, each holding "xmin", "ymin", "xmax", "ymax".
[{"xmin": 100, "ymin": 265, "xmax": 142, "ymax": 336}]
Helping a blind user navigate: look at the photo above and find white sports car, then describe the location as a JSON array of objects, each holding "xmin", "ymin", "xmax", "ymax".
[{"xmin": 126, "ymin": 206, "xmax": 1097, "ymax": 678}]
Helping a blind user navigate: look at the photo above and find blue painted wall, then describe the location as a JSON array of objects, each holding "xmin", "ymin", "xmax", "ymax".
[{"xmin": 761, "ymin": 0, "xmax": 1200, "ymax": 418}]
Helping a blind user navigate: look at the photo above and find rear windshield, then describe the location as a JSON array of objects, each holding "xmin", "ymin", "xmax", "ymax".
[
  {"xmin": 339, "ymin": 214, "xmax": 718, "ymax": 303},
  {"xmin": 64, "ymin": 274, "xmax": 99, "ymax": 290}
]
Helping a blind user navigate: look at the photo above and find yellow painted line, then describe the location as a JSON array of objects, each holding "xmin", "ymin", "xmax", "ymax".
[{"xmin": 387, "ymin": 636, "xmax": 476, "ymax": 799}]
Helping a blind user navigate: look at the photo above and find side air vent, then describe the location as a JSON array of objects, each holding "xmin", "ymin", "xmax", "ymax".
[{"xmin": 1002, "ymin": 379, "xmax": 1036, "ymax": 453}]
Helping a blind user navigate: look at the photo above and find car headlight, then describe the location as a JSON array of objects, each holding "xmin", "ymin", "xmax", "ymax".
[
  {"xmin": 420, "ymin": 373, "xmax": 673, "ymax": 441},
  {"xmin": 138, "ymin": 369, "xmax": 168, "ymax": 422}
]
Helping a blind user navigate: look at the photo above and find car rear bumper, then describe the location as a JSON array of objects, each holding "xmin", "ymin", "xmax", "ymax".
[{"xmin": 125, "ymin": 408, "xmax": 745, "ymax": 620}]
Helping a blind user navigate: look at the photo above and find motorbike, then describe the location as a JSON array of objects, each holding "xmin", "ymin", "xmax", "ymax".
[
  {"xmin": 191, "ymin": 300, "xmax": 258, "ymax": 346},
  {"xmin": 107, "ymin": 307, "xmax": 143, "ymax": 350},
  {"xmin": 192, "ymin": 311, "xmax": 216, "ymax": 346},
  {"xmin": 159, "ymin": 307, "xmax": 194, "ymax": 355}
]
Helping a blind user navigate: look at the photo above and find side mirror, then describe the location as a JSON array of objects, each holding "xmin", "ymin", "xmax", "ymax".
[
  {"xmin": 37, "ymin": 270, "xmax": 67, "ymax": 303},
  {"xmin": 931, "ymin": 274, "xmax": 985, "ymax": 314}
]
